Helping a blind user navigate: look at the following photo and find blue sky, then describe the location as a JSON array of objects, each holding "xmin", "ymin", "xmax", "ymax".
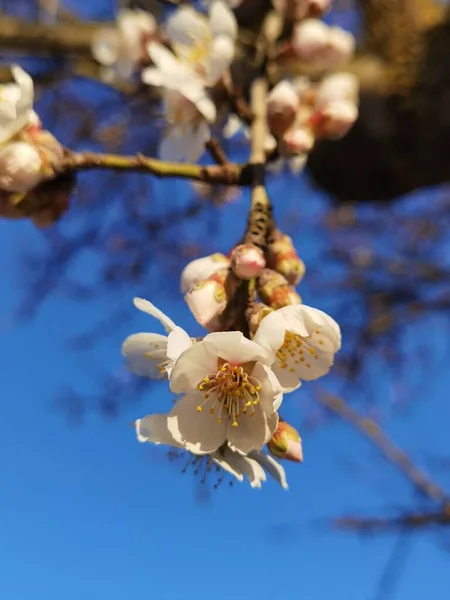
[{"xmin": 1, "ymin": 1, "xmax": 450, "ymax": 599}]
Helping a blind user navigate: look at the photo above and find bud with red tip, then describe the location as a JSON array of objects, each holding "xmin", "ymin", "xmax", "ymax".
[
  {"xmin": 267, "ymin": 230, "xmax": 306, "ymax": 286},
  {"xmin": 256, "ymin": 268, "xmax": 301, "ymax": 309},
  {"xmin": 231, "ymin": 244, "xmax": 266, "ymax": 280},
  {"xmin": 268, "ymin": 420, "xmax": 303, "ymax": 462},
  {"xmin": 267, "ymin": 81, "xmax": 299, "ymax": 137}
]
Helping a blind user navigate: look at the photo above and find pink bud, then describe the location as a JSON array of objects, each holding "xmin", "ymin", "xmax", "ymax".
[
  {"xmin": 292, "ymin": 19, "xmax": 328, "ymax": 61},
  {"xmin": 231, "ymin": 244, "xmax": 266, "ymax": 280},
  {"xmin": 316, "ymin": 73, "xmax": 359, "ymax": 108},
  {"xmin": 257, "ymin": 268, "xmax": 302, "ymax": 308},
  {"xmin": 267, "ymin": 81, "xmax": 299, "ymax": 137},
  {"xmin": 325, "ymin": 27, "xmax": 355, "ymax": 68},
  {"xmin": 0, "ymin": 142, "xmax": 43, "ymax": 193},
  {"xmin": 267, "ymin": 420, "xmax": 303, "ymax": 462},
  {"xmin": 280, "ymin": 127, "xmax": 314, "ymax": 155},
  {"xmin": 314, "ymin": 100, "xmax": 358, "ymax": 139},
  {"xmin": 180, "ymin": 254, "xmax": 230, "ymax": 293},
  {"xmin": 267, "ymin": 230, "xmax": 306, "ymax": 286}
]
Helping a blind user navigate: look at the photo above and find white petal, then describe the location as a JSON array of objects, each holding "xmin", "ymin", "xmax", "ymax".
[
  {"xmin": 180, "ymin": 254, "xmax": 229, "ymax": 293},
  {"xmin": 168, "ymin": 390, "xmax": 227, "ymax": 453},
  {"xmin": 222, "ymin": 114, "xmax": 244, "ymax": 139},
  {"xmin": 289, "ymin": 154, "xmax": 307, "ymax": 174},
  {"xmin": 300, "ymin": 306, "xmax": 341, "ymax": 351},
  {"xmin": 227, "ymin": 403, "xmax": 268, "ymax": 454},
  {"xmin": 206, "ymin": 35, "xmax": 235, "ymax": 85},
  {"xmin": 251, "ymin": 362, "xmax": 282, "ymax": 413},
  {"xmin": 209, "ymin": 0, "xmax": 238, "ymax": 40},
  {"xmin": 166, "ymin": 6, "xmax": 210, "ymax": 47},
  {"xmin": 169, "ymin": 340, "xmax": 218, "ymax": 394},
  {"xmin": 147, "ymin": 42, "xmax": 181, "ymax": 76},
  {"xmin": 231, "ymin": 454, "xmax": 267, "ymax": 489},
  {"xmin": 211, "ymin": 451, "xmax": 244, "ymax": 482},
  {"xmin": 185, "ymin": 279, "xmax": 226, "ymax": 329},
  {"xmin": 91, "ymin": 28, "xmax": 120, "ymax": 66},
  {"xmin": 272, "ymin": 360, "xmax": 301, "ymax": 392},
  {"xmin": 159, "ymin": 129, "xmax": 186, "ymax": 162},
  {"xmin": 136, "ymin": 414, "xmax": 182, "ymax": 446},
  {"xmin": 203, "ymin": 331, "xmax": 271, "ymax": 365},
  {"xmin": 122, "ymin": 332, "xmax": 168, "ymax": 379},
  {"xmin": 178, "ymin": 83, "xmax": 216, "ymax": 123},
  {"xmin": 249, "ymin": 449, "xmax": 288, "ymax": 489},
  {"xmin": 133, "ymin": 297, "xmax": 177, "ymax": 332},
  {"xmin": 166, "ymin": 326, "xmax": 193, "ymax": 365},
  {"xmin": 141, "ymin": 67, "xmax": 164, "ymax": 87}
]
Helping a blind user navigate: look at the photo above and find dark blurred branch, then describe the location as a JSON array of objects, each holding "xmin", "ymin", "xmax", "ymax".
[
  {"xmin": 335, "ymin": 506, "xmax": 450, "ymax": 531},
  {"xmin": 316, "ymin": 390, "xmax": 447, "ymax": 502},
  {"xmin": 57, "ymin": 150, "xmax": 258, "ymax": 185}
]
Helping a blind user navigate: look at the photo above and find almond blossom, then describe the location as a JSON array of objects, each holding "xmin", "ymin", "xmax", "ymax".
[
  {"xmin": 142, "ymin": 2, "xmax": 237, "ymax": 161},
  {"xmin": 136, "ymin": 414, "xmax": 288, "ymax": 489},
  {"xmin": 166, "ymin": 331, "xmax": 282, "ymax": 454},
  {"xmin": 253, "ymin": 304, "xmax": 341, "ymax": 391},
  {"xmin": 0, "ymin": 65, "xmax": 35, "ymax": 144},
  {"xmin": 91, "ymin": 9, "xmax": 157, "ymax": 82},
  {"xmin": 123, "ymin": 298, "xmax": 192, "ymax": 380}
]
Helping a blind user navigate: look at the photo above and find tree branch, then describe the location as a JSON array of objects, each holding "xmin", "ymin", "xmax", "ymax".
[
  {"xmin": 335, "ymin": 506, "xmax": 450, "ymax": 531},
  {"xmin": 315, "ymin": 390, "xmax": 447, "ymax": 502}
]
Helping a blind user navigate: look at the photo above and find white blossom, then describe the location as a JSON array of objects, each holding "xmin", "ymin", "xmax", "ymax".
[
  {"xmin": 0, "ymin": 142, "xmax": 43, "ymax": 192},
  {"xmin": 142, "ymin": 2, "xmax": 237, "ymax": 161},
  {"xmin": 91, "ymin": 9, "xmax": 157, "ymax": 80},
  {"xmin": 136, "ymin": 414, "xmax": 288, "ymax": 489},
  {"xmin": 292, "ymin": 19, "xmax": 355, "ymax": 71},
  {"xmin": 253, "ymin": 304, "xmax": 341, "ymax": 391},
  {"xmin": 122, "ymin": 298, "xmax": 192, "ymax": 380},
  {"xmin": 180, "ymin": 254, "xmax": 230, "ymax": 293},
  {"xmin": 0, "ymin": 66, "xmax": 35, "ymax": 144},
  {"xmin": 165, "ymin": 331, "xmax": 282, "ymax": 454}
]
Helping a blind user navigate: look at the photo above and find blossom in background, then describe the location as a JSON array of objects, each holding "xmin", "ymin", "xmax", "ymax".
[
  {"xmin": 0, "ymin": 65, "xmax": 35, "ymax": 144},
  {"xmin": 292, "ymin": 19, "xmax": 355, "ymax": 72},
  {"xmin": 143, "ymin": 2, "xmax": 237, "ymax": 162},
  {"xmin": 272, "ymin": 0, "xmax": 331, "ymax": 19},
  {"xmin": 91, "ymin": 9, "xmax": 157, "ymax": 81},
  {"xmin": 253, "ymin": 304, "xmax": 341, "ymax": 391},
  {"xmin": 136, "ymin": 415, "xmax": 288, "ymax": 489},
  {"xmin": 123, "ymin": 298, "xmax": 192, "ymax": 380},
  {"xmin": 166, "ymin": 330, "xmax": 283, "ymax": 454},
  {"xmin": 0, "ymin": 142, "xmax": 43, "ymax": 193},
  {"xmin": 312, "ymin": 72, "xmax": 359, "ymax": 139},
  {"xmin": 180, "ymin": 253, "xmax": 230, "ymax": 293}
]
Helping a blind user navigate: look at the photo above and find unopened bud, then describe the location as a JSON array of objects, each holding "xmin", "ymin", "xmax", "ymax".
[
  {"xmin": 0, "ymin": 142, "xmax": 43, "ymax": 193},
  {"xmin": 247, "ymin": 303, "xmax": 274, "ymax": 335},
  {"xmin": 185, "ymin": 267, "xmax": 229, "ymax": 330},
  {"xmin": 316, "ymin": 73, "xmax": 359, "ymax": 108},
  {"xmin": 312, "ymin": 100, "xmax": 358, "ymax": 140},
  {"xmin": 267, "ymin": 231, "xmax": 306, "ymax": 286},
  {"xmin": 267, "ymin": 81, "xmax": 299, "ymax": 137},
  {"xmin": 181, "ymin": 253, "xmax": 230, "ymax": 293},
  {"xmin": 292, "ymin": 19, "xmax": 328, "ymax": 61},
  {"xmin": 257, "ymin": 268, "xmax": 302, "ymax": 309},
  {"xmin": 267, "ymin": 420, "xmax": 303, "ymax": 462},
  {"xmin": 231, "ymin": 244, "xmax": 265, "ymax": 280},
  {"xmin": 325, "ymin": 27, "xmax": 355, "ymax": 68},
  {"xmin": 280, "ymin": 127, "xmax": 314, "ymax": 155}
]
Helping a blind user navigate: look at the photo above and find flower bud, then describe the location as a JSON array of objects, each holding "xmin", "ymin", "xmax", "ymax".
[
  {"xmin": 185, "ymin": 267, "xmax": 229, "ymax": 330},
  {"xmin": 267, "ymin": 420, "xmax": 303, "ymax": 462},
  {"xmin": 313, "ymin": 100, "xmax": 358, "ymax": 140},
  {"xmin": 247, "ymin": 303, "xmax": 274, "ymax": 335},
  {"xmin": 325, "ymin": 27, "xmax": 355, "ymax": 68},
  {"xmin": 280, "ymin": 127, "xmax": 314, "ymax": 155},
  {"xmin": 257, "ymin": 268, "xmax": 301, "ymax": 309},
  {"xmin": 267, "ymin": 81, "xmax": 299, "ymax": 137},
  {"xmin": 292, "ymin": 19, "xmax": 328, "ymax": 61},
  {"xmin": 231, "ymin": 244, "xmax": 266, "ymax": 280},
  {"xmin": 316, "ymin": 73, "xmax": 359, "ymax": 108},
  {"xmin": 0, "ymin": 142, "xmax": 43, "ymax": 193},
  {"xmin": 181, "ymin": 253, "xmax": 230, "ymax": 293},
  {"xmin": 267, "ymin": 231, "xmax": 306, "ymax": 286}
]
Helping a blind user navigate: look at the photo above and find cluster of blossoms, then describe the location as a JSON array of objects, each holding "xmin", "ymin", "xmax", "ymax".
[
  {"xmin": 90, "ymin": 0, "xmax": 357, "ymax": 167},
  {"xmin": 0, "ymin": 66, "xmax": 67, "ymax": 227},
  {"xmin": 124, "ymin": 233, "xmax": 341, "ymax": 489}
]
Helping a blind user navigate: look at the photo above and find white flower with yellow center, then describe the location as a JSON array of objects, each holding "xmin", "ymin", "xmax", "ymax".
[
  {"xmin": 142, "ymin": 2, "xmax": 237, "ymax": 161},
  {"xmin": 91, "ymin": 9, "xmax": 157, "ymax": 81},
  {"xmin": 253, "ymin": 304, "xmax": 341, "ymax": 391},
  {"xmin": 165, "ymin": 331, "xmax": 282, "ymax": 455},
  {"xmin": 136, "ymin": 415, "xmax": 288, "ymax": 489},
  {"xmin": 122, "ymin": 298, "xmax": 193, "ymax": 380},
  {"xmin": 0, "ymin": 65, "xmax": 35, "ymax": 145}
]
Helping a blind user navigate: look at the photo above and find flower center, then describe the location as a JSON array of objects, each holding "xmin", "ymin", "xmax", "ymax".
[
  {"xmin": 276, "ymin": 330, "xmax": 321, "ymax": 372},
  {"xmin": 196, "ymin": 362, "xmax": 261, "ymax": 427}
]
